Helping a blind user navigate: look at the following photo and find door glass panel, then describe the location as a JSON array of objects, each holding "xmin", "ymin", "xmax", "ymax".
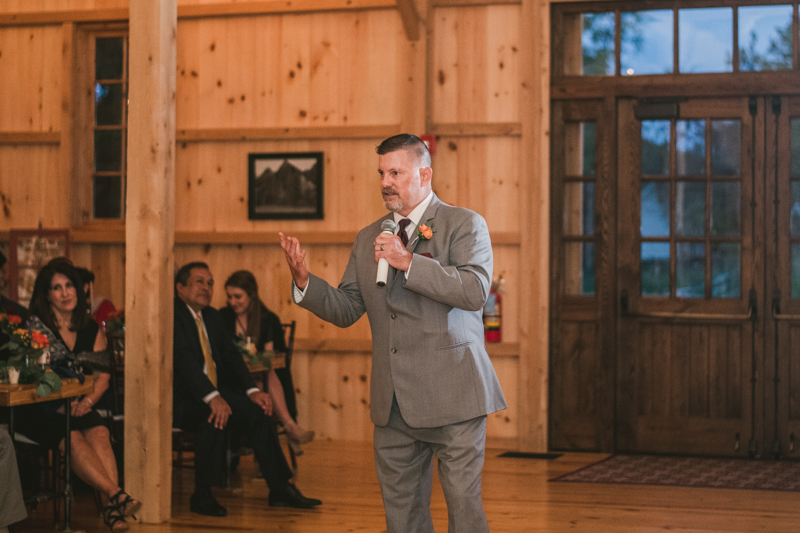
[
  {"xmin": 621, "ymin": 10, "xmax": 673, "ymax": 75},
  {"xmin": 711, "ymin": 243, "xmax": 741, "ymax": 298},
  {"xmin": 572, "ymin": 12, "xmax": 615, "ymax": 76},
  {"xmin": 711, "ymin": 119, "xmax": 741, "ymax": 175},
  {"xmin": 676, "ymin": 120, "xmax": 706, "ymax": 176},
  {"xmin": 94, "ymin": 130, "xmax": 122, "ymax": 172},
  {"xmin": 676, "ymin": 242, "xmax": 705, "ymax": 297},
  {"xmin": 564, "ymin": 242, "xmax": 595, "ymax": 295},
  {"xmin": 792, "ymin": 118, "xmax": 800, "ymax": 176},
  {"xmin": 564, "ymin": 182, "xmax": 595, "ymax": 236},
  {"xmin": 678, "ymin": 8, "xmax": 733, "ymax": 73},
  {"xmin": 95, "ymin": 83, "xmax": 123, "ymax": 126},
  {"xmin": 642, "ymin": 242, "xmax": 670, "ymax": 296},
  {"xmin": 642, "ymin": 120, "xmax": 671, "ymax": 175},
  {"xmin": 93, "ymin": 176, "xmax": 122, "ymax": 219},
  {"xmin": 711, "ymin": 181, "xmax": 741, "ymax": 236},
  {"xmin": 96, "ymin": 37, "xmax": 124, "ymax": 80},
  {"xmin": 641, "ymin": 181, "xmax": 670, "ymax": 236},
  {"xmin": 565, "ymin": 122, "xmax": 595, "ymax": 176},
  {"xmin": 792, "ymin": 181, "xmax": 800, "ymax": 236},
  {"xmin": 738, "ymin": 5, "xmax": 793, "ymax": 72},
  {"xmin": 676, "ymin": 181, "xmax": 705, "ymax": 236},
  {"xmin": 793, "ymin": 244, "xmax": 800, "ymax": 298}
]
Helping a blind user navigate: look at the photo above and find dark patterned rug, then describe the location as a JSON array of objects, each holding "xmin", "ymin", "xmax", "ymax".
[{"xmin": 550, "ymin": 454, "xmax": 800, "ymax": 492}]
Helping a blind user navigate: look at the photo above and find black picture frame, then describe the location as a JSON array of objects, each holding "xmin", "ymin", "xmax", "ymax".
[{"xmin": 248, "ymin": 152, "xmax": 324, "ymax": 220}]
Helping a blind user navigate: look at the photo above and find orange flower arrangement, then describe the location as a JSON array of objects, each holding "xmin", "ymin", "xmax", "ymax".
[
  {"xmin": 416, "ymin": 219, "xmax": 436, "ymax": 241},
  {"xmin": 0, "ymin": 313, "xmax": 60, "ymax": 395}
]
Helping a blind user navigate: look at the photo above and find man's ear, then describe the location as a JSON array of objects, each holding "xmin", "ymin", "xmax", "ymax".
[{"xmin": 420, "ymin": 166, "xmax": 432, "ymax": 186}]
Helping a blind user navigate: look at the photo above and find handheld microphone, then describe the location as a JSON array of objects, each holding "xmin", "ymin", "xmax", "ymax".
[{"xmin": 376, "ymin": 219, "xmax": 396, "ymax": 287}]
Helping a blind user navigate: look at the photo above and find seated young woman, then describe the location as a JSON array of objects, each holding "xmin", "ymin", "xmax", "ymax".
[
  {"xmin": 15, "ymin": 260, "xmax": 141, "ymax": 532},
  {"xmin": 220, "ymin": 270, "xmax": 314, "ymax": 452}
]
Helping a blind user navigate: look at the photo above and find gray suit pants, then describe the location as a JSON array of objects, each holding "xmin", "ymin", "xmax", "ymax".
[
  {"xmin": 374, "ymin": 396, "xmax": 489, "ymax": 533},
  {"xmin": 0, "ymin": 430, "xmax": 27, "ymax": 528}
]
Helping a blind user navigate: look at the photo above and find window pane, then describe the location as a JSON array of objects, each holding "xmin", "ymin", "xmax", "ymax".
[
  {"xmin": 642, "ymin": 120, "xmax": 670, "ymax": 175},
  {"xmin": 564, "ymin": 242, "xmax": 595, "ymax": 295},
  {"xmin": 676, "ymin": 120, "xmax": 705, "ymax": 176},
  {"xmin": 792, "ymin": 181, "xmax": 800, "ymax": 236},
  {"xmin": 711, "ymin": 181, "xmax": 741, "ymax": 236},
  {"xmin": 792, "ymin": 119, "xmax": 800, "ymax": 176},
  {"xmin": 565, "ymin": 122, "xmax": 595, "ymax": 176},
  {"xmin": 96, "ymin": 37, "xmax": 124, "ymax": 80},
  {"xmin": 621, "ymin": 10, "xmax": 673, "ymax": 75},
  {"xmin": 677, "ymin": 242, "xmax": 705, "ymax": 298},
  {"xmin": 712, "ymin": 243, "xmax": 740, "ymax": 298},
  {"xmin": 676, "ymin": 181, "xmax": 705, "ymax": 236},
  {"xmin": 93, "ymin": 176, "xmax": 122, "ymax": 218},
  {"xmin": 94, "ymin": 130, "xmax": 122, "ymax": 172},
  {"xmin": 739, "ymin": 5, "xmax": 793, "ymax": 72},
  {"xmin": 793, "ymin": 244, "xmax": 800, "ymax": 298},
  {"xmin": 642, "ymin": 242, "xmax": 670, "ymax": 296},
  {"xmin": 579, "ymin": 12, "xmax": 615, "ymax": 76},
  {"xmin": 679, "ymin": 8, "xmax": 733, "ymax": 73},
  {"xmin": 564, "ymin": 182, "xmax": 595, "ymax": 236},
  {"xmin": 711, "ymin": 119, "xmax": 741, "ymax": 175},
  {"xmin": 95, "ymin": 83, "xmax": 123, "ymax": 126},
  {"xmin": 641, "ymin": 181, "xmax": 670, "ymax": 237}
]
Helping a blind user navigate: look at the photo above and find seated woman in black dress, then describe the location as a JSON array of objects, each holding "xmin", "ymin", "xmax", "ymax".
[
  {"xmin": 17, "ymin": 261, "xmax": 141, "ymax": 532},
  {"xmin": 220, "ymin": 270, "xmax": 314, "ymax": 452}
]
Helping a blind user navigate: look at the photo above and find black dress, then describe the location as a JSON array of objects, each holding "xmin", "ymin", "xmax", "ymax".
[
  {"xmin": 219, "ymin": 305, "xmax": 297, "ymax": 420},
  {"xmin": 13, "ymin": 320, "xmax": 106, "ymax": 449}
]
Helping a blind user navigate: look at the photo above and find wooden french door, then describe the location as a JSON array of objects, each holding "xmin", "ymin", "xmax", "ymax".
[
  {"xmin": 617, "ymin": 94, "xmax": 800, "ymax": 457},
  {"xmin": 616, "ymin": 96, "xmax": 759, "ymax": 456},
  {"xmin": 551, "ymin": 94, "xmax": 800, "ymax": 457}
]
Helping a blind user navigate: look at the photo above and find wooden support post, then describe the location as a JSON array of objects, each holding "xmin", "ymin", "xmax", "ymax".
[
  {"xmin": 125, "ymin": 0, "xmax": 177, "ymax": 523},
  {"xmin": 518, "ymin": 0, "xmax": 550, "ymax": 452}
]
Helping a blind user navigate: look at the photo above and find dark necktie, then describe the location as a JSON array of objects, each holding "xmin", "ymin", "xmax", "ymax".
[{"xmin": 398, "ymin": 218, "xmax": 412, "ymax": 246}]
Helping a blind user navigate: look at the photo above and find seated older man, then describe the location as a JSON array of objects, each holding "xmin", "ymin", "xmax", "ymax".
[
  {"xmin": 0, "ymin": 430, "xmax": 27, "ymax": 533},
  {"xmin": 173, "ymin": 261, "xmax": 321, "ymax": 516}
]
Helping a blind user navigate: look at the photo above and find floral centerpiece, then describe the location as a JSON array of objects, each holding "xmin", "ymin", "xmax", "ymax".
[
  {"xmin": 234, "ymin": 336, "xmax": 274, "ymax": 369},
  {"xmin": 0, "ymin": 311, "xmax": 62, "ymax": 395}
]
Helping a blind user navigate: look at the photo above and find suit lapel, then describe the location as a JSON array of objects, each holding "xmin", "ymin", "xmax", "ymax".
[{"xmin": 407, "ymin": 194, "xmax": 440, "ymax": 254}]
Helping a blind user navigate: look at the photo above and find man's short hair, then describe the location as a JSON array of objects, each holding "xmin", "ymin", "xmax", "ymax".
[
  {"xmin": 175, "ymin": 262, "xmax": 210, "ymax": 296},
  {"xmin": 377, "ymin": 134, "xmax": 432, "ymax": 168}
]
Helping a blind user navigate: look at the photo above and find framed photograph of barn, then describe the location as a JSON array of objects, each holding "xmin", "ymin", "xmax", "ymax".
[{"xmin": 248, "ymin": 152, "xmax": 324, "ymax": 220}]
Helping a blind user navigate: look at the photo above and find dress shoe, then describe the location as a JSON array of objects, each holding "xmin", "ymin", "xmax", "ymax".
[
  {"xmin": 190, "ymin": 493, "xmax": 227, "ymax": 517},
  {"xmin": 268, "ymin": 484, "xmax": 322, "ymax": 508}
]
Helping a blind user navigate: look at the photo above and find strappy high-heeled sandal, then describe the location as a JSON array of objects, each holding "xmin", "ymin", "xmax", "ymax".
[
  {"xmin": 102, "ymin": 504, "xmax": 129, "ymax": 532},
  {"xmin": 109, "ymin": 489, "xmax": 142, "ymax": 518}
]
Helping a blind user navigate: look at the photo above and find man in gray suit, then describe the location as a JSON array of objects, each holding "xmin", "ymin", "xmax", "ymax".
[{"xmin": 280, "ymin": 133, "xmax": 506, "ymax": 532}]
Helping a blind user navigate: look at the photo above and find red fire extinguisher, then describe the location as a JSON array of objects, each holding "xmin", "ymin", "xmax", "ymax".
[{"xmin": 483, "ymin": 276, "xmax": 503, "ymax": 342}]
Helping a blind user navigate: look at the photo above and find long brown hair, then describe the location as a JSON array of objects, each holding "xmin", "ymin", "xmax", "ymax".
[
  {"xmin": 224, "ymin": 270, "xmax": 263, "ymax": 342},
  {"xmin": 29, "ymin": 259, "xmax": 91, "ymax": 333}
]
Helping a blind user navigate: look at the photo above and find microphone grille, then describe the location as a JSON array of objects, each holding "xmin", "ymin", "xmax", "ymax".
[{"xmin": 381, "ymin": 219, "xmax": 396, "ymax": 232}]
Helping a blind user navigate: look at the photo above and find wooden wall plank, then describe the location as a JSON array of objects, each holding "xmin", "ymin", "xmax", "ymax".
[
  {"xmin": 430, "ymin": 5, "xmax": 519, "ymax": 124},
  {"xmin": 0, "ymin": 132, "xmax": 61, "ymax": 144}
]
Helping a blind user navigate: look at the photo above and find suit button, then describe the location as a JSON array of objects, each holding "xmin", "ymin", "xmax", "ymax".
[
  {"xmin": 391, "ymin": 348, "xmax": 397, "ymax": 354},
  {"xmin": 391, "ymin": 314, "xmax": 396, "ymax": 319}
]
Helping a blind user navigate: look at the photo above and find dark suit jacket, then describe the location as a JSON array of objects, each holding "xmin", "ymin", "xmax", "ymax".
[{"xmin": 172, "ymin": 299, "xmax": 256, "ymax": 427}]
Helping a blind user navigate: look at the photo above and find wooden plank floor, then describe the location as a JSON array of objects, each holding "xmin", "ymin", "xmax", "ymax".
[{"xmin": 14, "ymin": 440, "xmax": 800, "ymax": 532}]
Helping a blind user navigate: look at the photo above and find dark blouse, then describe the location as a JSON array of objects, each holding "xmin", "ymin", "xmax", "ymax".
[{"xmin": 219, "ymin": 305, "xmax": 287, "ymax": 352}]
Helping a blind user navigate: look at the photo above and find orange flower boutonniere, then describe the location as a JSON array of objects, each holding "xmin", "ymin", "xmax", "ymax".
[{"xmin": 416, "ymin": 219, "xmax": 436, "ymax": 241}]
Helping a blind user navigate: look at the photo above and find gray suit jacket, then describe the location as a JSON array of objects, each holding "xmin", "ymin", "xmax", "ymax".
[{"xmin": 297, "ymin": 193, "xmax": 507, "ymax": 428}]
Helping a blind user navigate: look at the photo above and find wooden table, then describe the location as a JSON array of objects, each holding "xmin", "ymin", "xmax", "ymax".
[{"xmin": 0, "ymin": 375, "xmax": 94, "ymax": 533}]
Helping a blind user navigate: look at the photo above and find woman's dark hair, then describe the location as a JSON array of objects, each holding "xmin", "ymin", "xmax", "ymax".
[
  {"xmin": 224, "ymin": 270, "xmax": 263, "ymax": 342},
  {"xmin": 29, "ymin": 259, "xmax": 91, "ymax": 333}
]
